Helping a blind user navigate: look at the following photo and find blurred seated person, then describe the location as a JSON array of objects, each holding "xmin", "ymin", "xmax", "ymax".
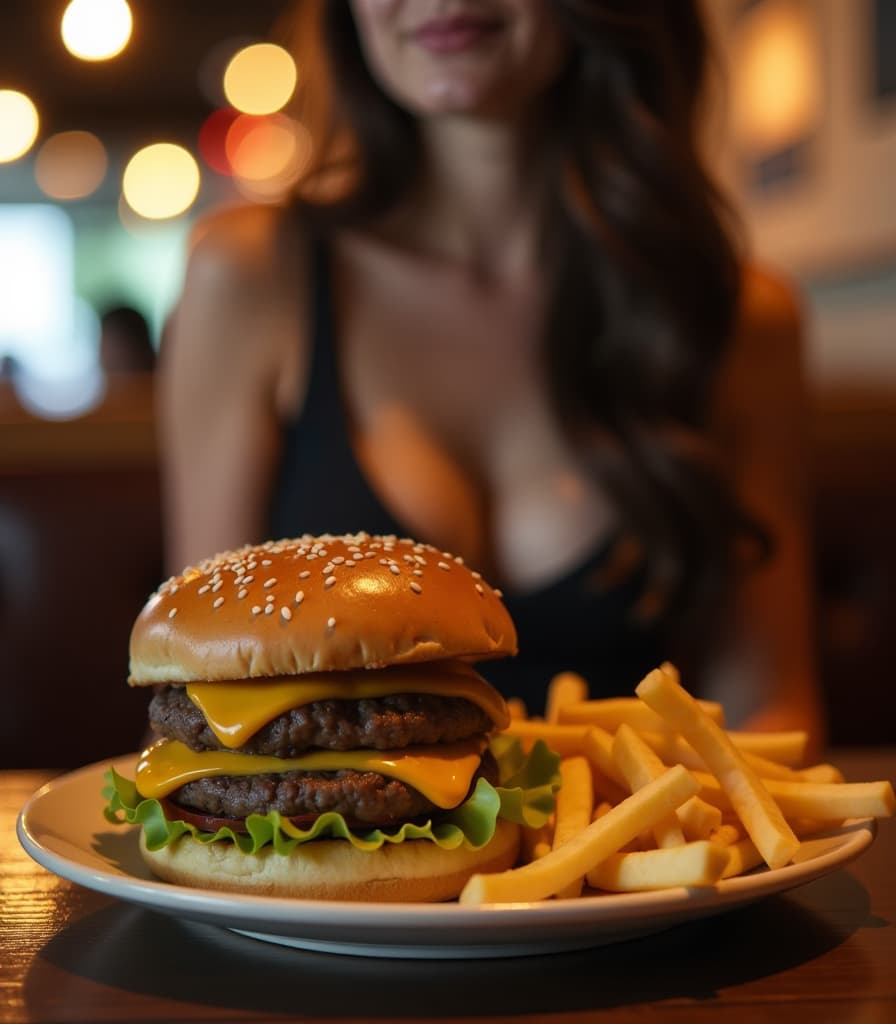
[
  {"xmin": 158, "ymin": 0, "xmax": 825, "ymax": 747},
  {"xmin": 99, "ymin": 305, "xmax": 156, "ymax": 375}
]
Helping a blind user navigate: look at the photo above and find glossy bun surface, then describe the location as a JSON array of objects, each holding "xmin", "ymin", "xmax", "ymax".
[{"xmin": 129, "ymin": 534, "xmax": 517, "ymax": 684}]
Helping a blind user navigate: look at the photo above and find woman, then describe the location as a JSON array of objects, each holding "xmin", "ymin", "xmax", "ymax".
[{"xmin": 160, "ymin": 0, "xmax": 824, "ymax": 741}]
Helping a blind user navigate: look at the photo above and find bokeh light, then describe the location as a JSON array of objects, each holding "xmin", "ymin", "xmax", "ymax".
[
  {"xmin": 35, "ymin": 130, "xmax": 108, "ymax": 200},
  {"xmin": 733, "ymin": 1, "xmax": 821, "ymax": 153},
  {"xmin": 122, "ymin": 143, "xmax": 200, "ymax": 220},
  {"xmin": 223, "ymin": 43, "xmax": 297, "ymax": 115},
  {"xmin": 61, "ymin": 0, "xmax": 133, "ymax": 61},
  {"xmin": 0, "ymin": 90, "xmax": 40, "ymax": 163},
  {"xmin": 198, "ymin": 107, "xmax": 240, "ymax": 175},
  {"xmin": 226, "ymin": 113, "xmax": 311, "ymax": 203}
]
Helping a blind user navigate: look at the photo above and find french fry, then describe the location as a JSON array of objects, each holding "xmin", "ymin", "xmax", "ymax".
[
  {"xmin": 503, "ymin": 720, "xmax": 591, "ymax": 756},
  {"xmin": 552, "ymin": 757, "xmax": 595, "ymax": 898},
  {"xmin": 675, "ymin": 796, "xmax": 724, "ymax": 841},
  {"xmin": 723, "ymin": 730, "xmax": 808, "ymax": 767},
  {"xmin": 759, "ymin": 778, "xmax": 893, "ymax": 820},
  {"xmin": 708, "ymin": 822, "xmax": 743, "ymax": 847},
  {"xmin": 639, "ymin": 729, "xmax": 814, "ymax": 776},
  {"xmin": 546, "ymin": 672, "xmax": 590, "ymax": 724},
  {"xmin": 459, "ymin": 765, "xmax": 700, "ymax": 904},
  {"xmin": 581, "ymin": 726, "xmax": 630, "ymax": 788},
  {"xmin": 636, "ymin": 664, "xmax": 800, "ymax": 869},
  {"xmin": 506, "ymin": 697, "xmax": 528, "ymax": 722},
  {"xmin": 587, "ymin": 840, "xmax": 730, "ymax": 891},
  {"xmin": 558, "ymin": 696, "xmax": 725, "ymax": 732},
  {"xmin": 798, "ymin": 763, "xmax": 846, "ymax": 784},
  {"xmin": 593, "ymin": 801, "xmax": 641, "ymax": 851},
  {"xmin": 721, "ymin": 818, "xmax": 841, "ymax": 879},
  {"xmin": 691, "ymin": 771, "xmax": 895, "ymax": 821},
  {"xmin": 520, "ymin": 820, "xmax": 554, "ymax": 864},
  {"xmin": 612, "ymin": 724, "xmax": 686, "ymax": 848},
  {"xmin": 590, "ymin": 766, "xmax": 631, "ymax": 807}
]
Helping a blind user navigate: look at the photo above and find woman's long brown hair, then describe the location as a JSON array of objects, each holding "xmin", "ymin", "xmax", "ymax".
[{"xmin": 283, "ymin": 0, "xmax": 767, "ymax": 673}]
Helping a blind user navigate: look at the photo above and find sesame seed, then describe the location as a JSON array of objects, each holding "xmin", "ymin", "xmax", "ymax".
[
  {"xmin": 251, "ymin": 605, "xmax": 262, "ymax": 615},
  {"xmin": 242, "ymin": 575, "xmax": 255, "ymax": 584},
  {"xmin": 266, "ymin": 594, "xmax": 275, "ymax": 603},
  {"xmin": 295, "ymin": 591, "xmax": 304, "ymax": 604},
  {"xmin": 438, "ymin": 561, "xmax": 451, "ymax": 571},
  {"xmin": 455, "ymin": 555, "xmax": 465, "ymax": 565},
  {"xmin": 213, "ymin": 596, "xmax": 224, "ymax": 608},
  {"xmin": 389, "ymin": 564, "xmax": 400, "ymax": 575},
  {"xmin": 198, "ymin": 585, "xmax": 210, "ymax": 595},
  {"xmin": 211, "ymin": 580, "xmax": 223, "ymax": 593},
  {"xmin": 238, "ymin": 588, "xmax": 248, "ymax": 599},
  {"xmin": 281, "ymin": 606, "xmax": 292, "ymax": 621},
  {"xmin": 322, "ymin": 565, "xmax": 334, "ymax": 575},
  {"xmin": 264, "ymin": 578, "xmax": 277, "ymax": 588},
  {"xmin": 472, "ymin": 571, "xmax": 482, "ymax": 580},
  {"xmin": 327, "ymin": 616, "xmax": 336, "ymax": 629},
  {"xmin": 168, "ymin": 608, "xmax": 177, "ymax": 619},
  {"xmin": 247, "ymin": 562, "xmax": 258, "ymax": 571},
  {"xmin": 413, "ymin": 569, "xmax": 423, "ymax": 577},
  {"xmin": 364, "ymin": 551, "xmax": 376, "ymax": 559},
  {"xmin": 331, "ymin": 556, "xmax": 345, "ymax": 564},
  {"xmin": 325, "ymin": 576, "xmax": 336, "ymax": 589},
  {"xmin": 345, "ymin": 560, "xmax": 356, "ymax": 567},
  {"xmin": 262, "ymin": 559, "xmax": 273, "ymax": 566},
  {"xmin": 410, "ymin": 581, "xmax": 422, "ymax": 594},
  {"xmin": 475, "ymin": 584, "xmax": 484, "ymax": 596},
  {"xmin": 299, "ymin": 570, "xmax": 311, "ymax": 579},
  {"xmin": 494, "ymin": 589, "xmax": 503, "ymax": 597},
  {"xmin": 264, "ymin": 604, "xmax": 274, "ymax": 616}
]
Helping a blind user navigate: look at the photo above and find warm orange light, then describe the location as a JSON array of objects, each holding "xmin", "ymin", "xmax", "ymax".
[
  {"xmin": 733, "ymin": 0, "xmax": 821, "ymax": 153},
  {"xmin": 223, "ymin": 43, "xmax": 297, "ymax": 115},
  {"xmin": 35, "ymin": 131, "xmax": 107, "ymax": 199},
  {"xmin": 122, "ymin": 143, "xmax": 200, "ymax": 219},
  {"xmin": 61, "ymin": 0, "xmax": 132, "ymax": 61},
  {"xmin": 226, "ymin": 113, "xmax": 311, "ymax": 203},
  {"xmin": 0, "ymin": 90, "xmax": 40, "ymax": 162},
  {"xmin": 198, "ymin": 108, "xmax": 240, "ymax": 175}
]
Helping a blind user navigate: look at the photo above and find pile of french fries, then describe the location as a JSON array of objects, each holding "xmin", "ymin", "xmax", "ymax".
[{"xmin": 460, "ymin": 663, "xmax": 894, "ymax": 904}]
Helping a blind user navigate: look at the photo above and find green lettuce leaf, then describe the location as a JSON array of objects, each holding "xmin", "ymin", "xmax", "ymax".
[{"xmin": 103, "ymin": 738, "xmax": 561, "ymax": 855}]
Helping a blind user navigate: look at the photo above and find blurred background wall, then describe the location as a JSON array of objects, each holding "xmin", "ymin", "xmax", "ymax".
[{"xmin": 0, "ymin": 0, "xmax": 893, "ymax": 764}]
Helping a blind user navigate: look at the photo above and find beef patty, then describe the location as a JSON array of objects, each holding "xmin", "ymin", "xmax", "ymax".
[
  {"xmin": 167, "ymin": 751, "xmax": 499, "ymax": 827},
  {"xmin": 149, "ymin": 684, "xmax": 494, "ymax": 756}
]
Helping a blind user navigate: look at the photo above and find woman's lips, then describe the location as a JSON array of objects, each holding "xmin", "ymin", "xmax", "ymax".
[{"xmin": 411, "ymin": 15, "xmax": 503, "ymax": 54}]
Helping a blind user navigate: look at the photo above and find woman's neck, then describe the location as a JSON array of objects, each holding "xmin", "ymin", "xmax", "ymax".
[{"xmin": 398, "ymin": 115, "xmax": 548, "ymax": 282}]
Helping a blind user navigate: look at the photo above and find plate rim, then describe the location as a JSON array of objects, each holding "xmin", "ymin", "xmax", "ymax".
[{"xmin": 16, "ymin": 755, "xmax": 877, "ymax": 946}]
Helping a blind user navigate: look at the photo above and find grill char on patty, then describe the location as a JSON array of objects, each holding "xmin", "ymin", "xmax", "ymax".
[{"xmin": 149, "ymin": 684, "xmax": 495, "ymax": 756}]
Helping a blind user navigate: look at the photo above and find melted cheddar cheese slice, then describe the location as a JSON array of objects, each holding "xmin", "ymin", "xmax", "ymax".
[
  {"xmin": 185, "ymin": 661, "xmax": 509, "ymax": 749},
  {"xmin": 136, "ymin": 738, "xmax": 485, "ymax": 809}
]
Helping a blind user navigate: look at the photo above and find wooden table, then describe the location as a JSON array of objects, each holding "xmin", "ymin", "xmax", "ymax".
[{"xmin": 2, "ymin": 749, "xmax": 894, "ymax": 1023}]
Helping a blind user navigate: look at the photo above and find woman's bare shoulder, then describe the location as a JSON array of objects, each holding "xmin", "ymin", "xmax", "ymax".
[
  {"xmin": 184, "ymin": 202, "xmax": 304, "ymax": 295},
  {"xmin": 736, "ymin": 264, "xmax": 803, "ymax": 349},
  {"xmin": 713, "ymin": 264, "xmax": 807, "ymax": 429}
]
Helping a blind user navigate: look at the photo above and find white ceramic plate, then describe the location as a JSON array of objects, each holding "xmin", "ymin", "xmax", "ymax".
[{"xmin": 17, "ymin": 756, "xmax": 876, "ymax": 959}]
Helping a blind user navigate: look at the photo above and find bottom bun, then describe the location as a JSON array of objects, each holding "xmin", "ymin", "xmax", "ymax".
[{"xmin": 139, "ymin": 819, "xmax": 521, "ymax": 902}]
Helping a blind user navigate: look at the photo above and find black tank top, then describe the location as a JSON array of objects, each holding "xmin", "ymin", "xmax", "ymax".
[{"xmin": 268, "ymin": 243, "xmax": 666, "ymax": 713}]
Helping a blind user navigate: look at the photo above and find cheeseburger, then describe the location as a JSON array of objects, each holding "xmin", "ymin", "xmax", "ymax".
[{"xmin": 107, "ymin": 533, "xmax": 550, "ymax": 902}]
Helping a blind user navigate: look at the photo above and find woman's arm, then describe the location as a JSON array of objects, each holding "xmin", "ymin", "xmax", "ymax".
[
  {"xmin": 707, "ymin": 266, "xmax": 827, "ymax": 754},
  {"xmin": 158, "ymin": 205, "xmax": 305, "ymax": 574}
]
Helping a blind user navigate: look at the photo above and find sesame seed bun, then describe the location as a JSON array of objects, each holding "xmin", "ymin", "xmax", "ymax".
[
  {"xmin": 128, "ymin": 533, "xmax": 517, "ymax": 685},
  {"xmin": 139, "ymin": 818, "xmax": 521, "ymax": 902}
]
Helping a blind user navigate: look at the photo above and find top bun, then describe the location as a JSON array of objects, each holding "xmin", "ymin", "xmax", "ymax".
[{"xmin": 129, "ymin": 534, "xmax": 517, "ymax": 685}]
